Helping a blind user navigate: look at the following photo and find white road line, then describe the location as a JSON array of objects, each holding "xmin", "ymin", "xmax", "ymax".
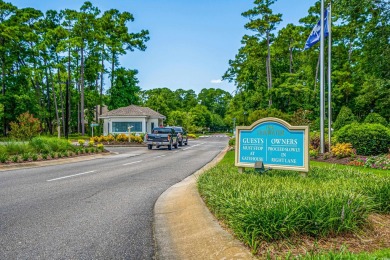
[
  {"xmin": 155, "ymin": 155, "xmax": 166, "ymax": 158},
  {"xmin": 183, "ymin": 142, "xmax": 206, "ymax": 150},
  {"xmin": 123, "ymin": 160, "xmax": 143, "ymax": 166},
  {"xmin": 47, "ymin": 170, "xmax": 96, "ymax": 182}
]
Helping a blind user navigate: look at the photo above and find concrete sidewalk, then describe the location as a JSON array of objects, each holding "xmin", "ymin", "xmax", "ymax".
[{"xmin": 154, "ymin": 148, "xmax": 255, "ymax": 260}]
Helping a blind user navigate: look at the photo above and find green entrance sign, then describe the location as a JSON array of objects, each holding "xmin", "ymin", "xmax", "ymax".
[{"xmin": 235, "ymin": 117, "xmax": 309, "ymax": 172}]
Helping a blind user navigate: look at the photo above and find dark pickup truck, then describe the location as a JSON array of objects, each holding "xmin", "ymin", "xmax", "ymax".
[{"xmin": 146, "ymin": 127, "xmax": 178, "ymax": 150}]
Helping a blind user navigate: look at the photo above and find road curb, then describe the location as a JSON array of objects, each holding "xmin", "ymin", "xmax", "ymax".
[{"xmin": 153, "ymin": 146, "xmax": 255, "ymax": 260}]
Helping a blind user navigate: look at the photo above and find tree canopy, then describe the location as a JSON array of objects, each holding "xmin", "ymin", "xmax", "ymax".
[{"xmin": 0, "ymin": 0, "xmax": 389, "ymax": 136}]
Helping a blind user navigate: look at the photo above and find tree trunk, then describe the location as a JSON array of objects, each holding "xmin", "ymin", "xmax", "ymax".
[
  {"xmin": 56, "ymin": 53, "xmax": 66, "ymax": 135},
  {"xmin": 1, "ymin": 57, "xmax": 5, "ymax": 96},
  {"xmin": 111, "ymin": 51, "xmax": 115, "ymax": 89},
  {"xmin": 1, "ymin": 55, "xmax": 6, "ymax": 136},
  {"xmin": 95, "ymin": 76, "xmax": 99, "ymax": 123},
  {"xmin": 100, "ymin": 44, "xmax": 104, "ymax": 116},
  {"xmin": 56, "ymin": 67, "xmax": 65, "ymax": 135},
  {"xmin": 80, "ymin": 45, "xmax": 85, "ymax": 136},
  {"xmin": 289, "ymin": 45, "xmax": 294, "ymax": 74},
  {"xmin": 266, "ymin": 30, "xmax": 272, "ymax": 107},
  {"xmin": 49, "ymin": 68, "xmax": 61, "ymax": 138},
  {"xmin": 77, "ymin": 80, "xmax": 80, "ymax": 134},
  {"xmin": 44, "ymin": 60, "xmax": 53, "ymax": 135}
]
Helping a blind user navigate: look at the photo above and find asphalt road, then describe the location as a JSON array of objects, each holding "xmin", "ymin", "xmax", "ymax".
[{"xmin": 0, "ymin": 135, "xmax": 229, "ymax": 259}]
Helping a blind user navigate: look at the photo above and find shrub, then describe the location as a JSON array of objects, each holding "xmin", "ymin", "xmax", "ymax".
[
  {"xmin": 116, "ymin": 134, "xmax": 128, "ymax": 142},
  {"xmin": 335, "ymin": 123, "xmax": 390, "ymax": 155},
  {"xmin": 248, "ymin": 108, "xmax": 291, "ymax": 124},
  {"xmin": 228, "ymin": 137, "xmax": 235, "ymax": 147},
  {"xmin": 347, "ymin": 159, "xmax": 365, "ymax": 167},
  {"xmin": 130, "ymin": 135, "xmax": 143, "ymax": 143},
  {"xmin": 78, "ymin": 139, "xmax": 85, "ymax": 146},
  {"xmin": 106, "ymin": 135, "xmax": 115, "ymax": 142},
  {"xmin": 0, "ymin": 153, "xmax": 8, "ymax": 163},
  {"xmin": 309, "ymin": 132, "xmax": 330, "ymax": 152},
  {"xmin": 97, "ymin": 143, "xmax": 104, "ymax": 150},
  {"xmin": 309, "ymin": 149, "xmax": 319, "ymax": 158},
  {"xmin": 32, "ymin": 137, "xmax": 74, "ymax": 153},
  {"xmin": 9, "ymin": 112, "xmax": 41, "ymax": 140},
  {"xmin": 364, "ymin": 112, "xmax": 388, "ymax": 126},
  {"xmin": 331, "ymin": 143, "xmax": 356, "ymax": 158},
  {"xmin": 333, "ymin": 106, "xmax": 357, "ymax": 131},
  {"xmin": 30, "ymin": 137, "xmax": 52, "ymax": 154},
  {"xmin": 88, "ymin": 140, "xmax": 94, "ymax": 147},
  {"xmin": 188, "ymin": 134, "xmax": 196, "ymax": 139},
  {"xmin": 32, "ymin": 154, "xmax": 38, "ymax": 161},
  {"xmin": 11, "ymin": 155, "xmax": 19, "ymax": 163},
  {"xmin": 22, "ymin": 153, "xmax": 30, "ymax": 161},
  {"xmin": 3, "ymin": 141, "xmax": 32, "ymax": 155},
  {"xmin": 290, "ymin": 108, "xmax": 312, "ymax": 126},
  {"xmin": 364, "ymin": 155, "xmax": 390, "ymax": 170}
]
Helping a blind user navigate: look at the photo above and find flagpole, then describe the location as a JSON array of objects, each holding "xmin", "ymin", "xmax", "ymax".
[
  {"xmin": 320, "ymin": 0, "xmax": 325, "ymax": 154},
  {"xmin": 328, "ymin": 3, "xmax": 332, "ymax": 152}
]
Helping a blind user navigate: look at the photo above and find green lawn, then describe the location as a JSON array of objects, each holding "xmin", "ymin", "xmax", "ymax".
[{"xmin": 197, "ymin": 151, "xmax": 390, "ymax": 258}]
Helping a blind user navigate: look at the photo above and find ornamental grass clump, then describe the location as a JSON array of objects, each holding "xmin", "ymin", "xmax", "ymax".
[
  {"xmin": 3, "ymin": 141, "xmax": 31, "ymax": 155},
  {"xmin": 11, "ymin": 155, "xmax": 19, "ymax": 163},
  {"xmin": 30, "ymin": 137, "xmax": 52, "ymax": 154},
  {"xmin": 0, "ymin": 153, "xmax": 8, "ymax": 163},
  {"xmin": 198, "ymin": 151, "xmax": 390, "ymax": 251},
  {"xmin": 22, "ymin": 153, "xmax": 30, "ymax": 161}
]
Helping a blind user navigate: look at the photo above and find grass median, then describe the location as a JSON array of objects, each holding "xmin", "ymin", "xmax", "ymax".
[{"xmin": 197, "ymin": 151, "xmax": 390, "ymax": 258}]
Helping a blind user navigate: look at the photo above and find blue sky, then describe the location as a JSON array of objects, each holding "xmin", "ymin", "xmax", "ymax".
[{"xmin": 10, "ymin": 0, "xmax": 315, "ymax": 94}]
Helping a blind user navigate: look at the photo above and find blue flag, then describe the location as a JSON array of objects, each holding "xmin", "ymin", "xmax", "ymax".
[{"xmin": 304, "ymin": 8, "xmax": 329, "ymax": 50}]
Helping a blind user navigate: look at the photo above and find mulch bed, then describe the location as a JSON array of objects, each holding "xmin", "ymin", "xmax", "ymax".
[{"xmin": 311, "ymin": 154, "xmax": 368, "ymax": 166}]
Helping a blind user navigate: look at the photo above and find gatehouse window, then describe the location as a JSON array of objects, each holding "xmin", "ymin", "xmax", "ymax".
[{"xmin": 112, "ymin": 122, "xmax": 142, "ymax": 132}]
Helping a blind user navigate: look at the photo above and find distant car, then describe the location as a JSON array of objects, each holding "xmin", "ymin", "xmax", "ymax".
[{"xmin": 172, "ymin": 126, "xmax": 188, "ymax": 146}]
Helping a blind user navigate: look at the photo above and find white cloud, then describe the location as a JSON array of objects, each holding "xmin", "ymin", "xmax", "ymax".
[{"xmin": 210, "ymin": 79, "xmax": 222, "ymax": 84}]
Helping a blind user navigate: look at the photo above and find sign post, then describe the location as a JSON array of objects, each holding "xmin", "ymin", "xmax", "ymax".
[
  {"xmin": 235, "ymin": 117, "xmax": 309, "ymax": 172},
  {"xmin": 90, "ymin": 123, "xmax": 99, "ymax": 137},
  {"xmin": 128, "ymin": 126, "xmax": 133, "ymax": 142}
]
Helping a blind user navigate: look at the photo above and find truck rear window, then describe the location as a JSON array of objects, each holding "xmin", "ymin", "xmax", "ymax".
[{"xmin": 152, "ymin": 128, "xmax": 172, "ymax": 134}]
